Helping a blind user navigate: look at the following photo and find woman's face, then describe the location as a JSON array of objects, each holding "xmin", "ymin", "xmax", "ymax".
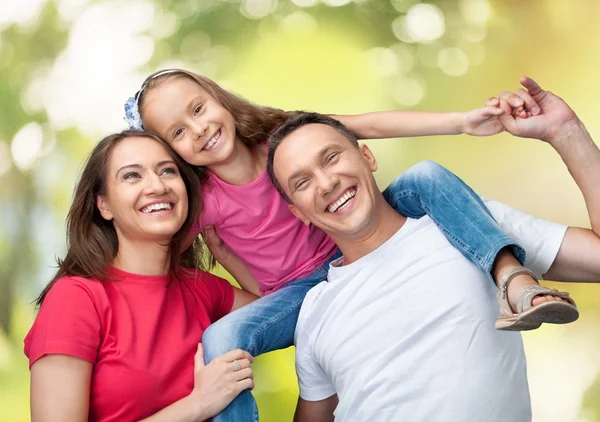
[{"xmin": 96, "ymin": 136, "xmax": 189, "ymax": 244}]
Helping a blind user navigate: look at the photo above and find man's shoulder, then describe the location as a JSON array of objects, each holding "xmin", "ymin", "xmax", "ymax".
[{"xmin": 297, "ymin": 280, "xmax": 329, "ymax": 326}]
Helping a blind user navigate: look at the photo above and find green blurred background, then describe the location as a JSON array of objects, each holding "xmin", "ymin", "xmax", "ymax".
[{"xmin": 1, "ymin": 0, "xmax": 600, "ymax": 420}]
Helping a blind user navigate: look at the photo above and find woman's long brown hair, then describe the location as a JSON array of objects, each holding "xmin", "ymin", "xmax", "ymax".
[{"xmin": 35, "ymin": 131, "xmax": 210, "ymax": 306}]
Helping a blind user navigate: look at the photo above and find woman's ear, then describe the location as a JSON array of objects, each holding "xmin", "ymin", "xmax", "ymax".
[{"xmin": 96, "ymin": 196, "xmax": 113, "ymax": 221}]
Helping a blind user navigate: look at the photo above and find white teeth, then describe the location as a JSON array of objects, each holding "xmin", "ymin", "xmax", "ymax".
[
  {"xmin": 203, "ymin": 129, "xmax": 221, "ymax": 150},
  {"xmin": 142, "ymin": 202, "xmax": 172, "ymax": 214},
  {"xmin": 327, "ymin": 188, "xmax": 356, "ymax": 213}
]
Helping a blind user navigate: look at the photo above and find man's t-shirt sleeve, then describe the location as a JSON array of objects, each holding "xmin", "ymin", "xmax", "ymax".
[
  {"xmin": 24, "ymin": 277, "xmax": 102, "ymax": 368},
  {"xmin": 483, "ymin": 198, "xmax": 568, "ymax": 278},
  {"xmin": 294, "ymin": 289, "xmax": 336, "ymax": 402}
]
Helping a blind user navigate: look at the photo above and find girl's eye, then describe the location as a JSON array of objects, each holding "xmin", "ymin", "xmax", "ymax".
[
  {"xmin": 124, "ymin": 172, "xmax": 141, "ymax": 180},
  {"xmin": 194, "ymin": 105, "xmax": 203, "ymax": 115},
  {"xmin": 174, "ymin": 128, "xmax": 183, "ymax": 139}
]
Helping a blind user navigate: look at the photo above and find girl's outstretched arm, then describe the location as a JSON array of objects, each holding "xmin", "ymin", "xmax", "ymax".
[{"xmin": 331, "ymin": 106, "xmax": 506, "ymax": 140}]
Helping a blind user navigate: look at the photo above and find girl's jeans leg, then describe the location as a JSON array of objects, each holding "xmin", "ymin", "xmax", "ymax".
[
  {"xmin": 383, "ymin": 160, "xmax": 526, "ymax": 281},
  {"xmin": 202, "ymin": 251, "xmax": 341, "ymax": 422}
]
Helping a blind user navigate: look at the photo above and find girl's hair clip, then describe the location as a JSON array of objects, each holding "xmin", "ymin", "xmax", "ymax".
[
  {"xmin": 123, "ymin": 69, "xmax": 181, "ymax": 131},
  {"xmin": 124, "ymin": 95, "xmax": 143, "ymax": 131}
]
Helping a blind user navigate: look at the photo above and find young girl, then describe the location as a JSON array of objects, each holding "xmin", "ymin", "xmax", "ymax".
[
  {"xmin": 125, "ymin": 69, "xmax": 577, "ymax": 422},
  {"xmin": 25, "ymin": 131, "xmax": 258, "ymax": 421}
]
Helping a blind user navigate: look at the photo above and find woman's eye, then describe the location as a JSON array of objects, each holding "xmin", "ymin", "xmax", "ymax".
[
  {"xmin": 124, "ymin": 172, "xmax": 140, "ymax": 180},
  {"xmin": 161, "ymin": 167, "xmax": 178, "ymax": 176}
]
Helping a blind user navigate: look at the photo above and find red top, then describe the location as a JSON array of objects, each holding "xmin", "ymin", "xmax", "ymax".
[{"xmin": 24, "ymin": 266, "xmax": 234, "ymax": 422}]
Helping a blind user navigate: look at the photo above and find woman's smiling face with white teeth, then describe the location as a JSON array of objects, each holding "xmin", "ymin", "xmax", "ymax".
[
  {"xmin": 140, "ymin": 76, "xmax": 238, "ymax": 168},
  {"xmin": 96, "ymin": 136, "xmax": 189, "ymax": 244}
]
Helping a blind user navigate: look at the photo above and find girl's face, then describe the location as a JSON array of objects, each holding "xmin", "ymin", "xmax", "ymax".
[
  {"xmin": 141, "ymin": 77, "xmax": 238, "ymax": 168},
  {"xmin": 96, "ymin": 136, "xmax": 188, "ymax": 244}
]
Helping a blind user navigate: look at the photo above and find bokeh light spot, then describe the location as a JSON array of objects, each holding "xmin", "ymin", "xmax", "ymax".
[
  {"xmin": 438, "ymin": 47, "xmax": 470, "ymax": 76},
  {"xmin": 404, "ymin": 3, "xmax": 446, "ymax": 42},
  {"xmin": 292, "ymin": 0, "xmax": 319, "ymax": 7},
  {"xmin": 323, "ymin": 0, "xmax": 352, "ymax": 6},
  {"xmin": 392, "ymin": 75, "xmax": 425, "ymax": 106},
  {"xmin": 364, "ymin": 47, "xmax": 398, "ymax": 76},
  {"xmin": 0, "ymin": 142, "xmax": 12, "ymax": 177},
  {"xmin": 459, "ymin": 0, "xmax": 491, "ymax": 24},
  {"xmin": 390, "ymin": 43, "xmax": 415, "ymax": 73},
  {"xmin": 282, "ymin": 11, "xmax": 318, "ymax": 37},
  {"xmin": 11, "ymin": 123, "xmax": 43, "ymax": 171},
  {"xmin": 241, "ymin": 0, "xmax": 278, "ymax": 19},
  {"xmin": 392, "ymin": 16, "xmax": 416, "ymax": 43}
]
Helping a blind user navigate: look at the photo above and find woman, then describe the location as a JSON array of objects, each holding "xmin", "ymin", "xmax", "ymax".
[{"xmin": 24, "ymin": 131, "xmax": 257, "ymax": 421}]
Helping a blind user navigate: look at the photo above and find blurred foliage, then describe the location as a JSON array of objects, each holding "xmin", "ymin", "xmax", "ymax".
[{"xmin": 1, "ymin": 0, "xmax": 600, "ymax": 421}]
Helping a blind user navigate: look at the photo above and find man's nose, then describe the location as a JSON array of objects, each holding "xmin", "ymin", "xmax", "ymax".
[{"xmin": 316, "ymin": 171, "xmax": 340, "ymax": 196}]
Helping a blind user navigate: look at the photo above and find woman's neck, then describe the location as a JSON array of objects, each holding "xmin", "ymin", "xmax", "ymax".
[
  {"xmin": 112, "ymin": 238, "xmax": 171, "ymax": 276},
  {"xmin": 208, "ymin": 138, "xmax": 267, "ymax": 185}
]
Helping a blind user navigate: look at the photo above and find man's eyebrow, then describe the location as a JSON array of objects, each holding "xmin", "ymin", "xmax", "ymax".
[{"xmin": 286, "ymin": 145, "xmax": 337, "ymax": 190}]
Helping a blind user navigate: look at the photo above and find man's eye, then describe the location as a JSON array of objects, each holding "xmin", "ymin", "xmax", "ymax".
[{"xmin": 326, "ymin": 153, "xmax": 339, "ymax": 164}]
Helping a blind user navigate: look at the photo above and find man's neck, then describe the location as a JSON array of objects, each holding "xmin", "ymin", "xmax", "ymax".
[{"xmin": 333, "ymin": 199, "xmax": 407, "ymax": 266}]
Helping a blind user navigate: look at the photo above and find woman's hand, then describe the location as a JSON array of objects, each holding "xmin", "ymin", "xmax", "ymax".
[{"xmin": 188, "ymin": 344, "xmax": 255, "ymax": 419}]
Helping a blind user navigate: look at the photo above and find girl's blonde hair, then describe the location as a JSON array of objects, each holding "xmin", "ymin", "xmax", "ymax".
[{"xmin": 137, "ymin": 69, "xmax": 302, "ymax": 148}]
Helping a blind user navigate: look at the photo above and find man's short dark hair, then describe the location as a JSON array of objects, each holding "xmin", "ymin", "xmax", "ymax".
[{"xmin": 267, "ymin": 112, "xmax": 359, "ymax": 202}]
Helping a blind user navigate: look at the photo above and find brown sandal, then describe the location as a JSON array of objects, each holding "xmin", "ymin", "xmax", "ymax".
[{"xmin": 495, "ymin": 268, "xmax": 579, "ymax": 331}]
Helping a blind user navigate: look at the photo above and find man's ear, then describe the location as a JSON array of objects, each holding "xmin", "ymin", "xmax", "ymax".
[
  {"xmin": 96, "ymin": 196, "xmax": 113, "ymax": 221},
  {"xmin": 288, "ymin": 203, "xmax": 311, "ymax": 226},
  {"xmin": 359, "ymin": 143, "xmax": 378, "ymax": 172}
]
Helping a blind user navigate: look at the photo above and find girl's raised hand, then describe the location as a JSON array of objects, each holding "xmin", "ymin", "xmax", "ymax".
[
  {"xmin": 462, "ymin": 105, "xmax": 505, "ymax": 136},
  {"xmin": 188, "ymin": 344, "xmax": 255, "ymax": 419}
]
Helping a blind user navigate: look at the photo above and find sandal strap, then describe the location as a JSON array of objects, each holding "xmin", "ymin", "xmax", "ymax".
[
  {"xmin": 497, "ymin": 268, "xmax": 538, "ymax": 316},
  {"xmin": 517, "ymin": 285, "xmax": 576, "ymax": 313}
]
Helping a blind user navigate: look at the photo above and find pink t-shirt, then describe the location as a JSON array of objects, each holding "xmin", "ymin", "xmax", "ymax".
[
  {"xmin": 193, "ymin": 168, "xmax": 337, "ymax": 295},
  {"xmin": 24, "ymin": 267, "xmax": 234, "ymax": 422}
]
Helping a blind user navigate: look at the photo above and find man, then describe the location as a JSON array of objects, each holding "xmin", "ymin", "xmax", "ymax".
[{"xmin": 266, "ymin": 77, "xmax": 600, "ymax": 421}]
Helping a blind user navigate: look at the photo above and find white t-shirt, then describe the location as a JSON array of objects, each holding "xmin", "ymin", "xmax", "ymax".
[{"xmin": 295, "ymin": 199, "xmax": 567, "ymax": 422}]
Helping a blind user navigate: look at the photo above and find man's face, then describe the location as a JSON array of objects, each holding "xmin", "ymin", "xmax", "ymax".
[{"xmin": 273, "ymin": 123, "xmax": 380, "ymax": 239}]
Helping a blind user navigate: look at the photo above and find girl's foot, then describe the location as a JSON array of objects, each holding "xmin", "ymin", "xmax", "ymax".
[{"xmin": 496, "ymin": 268, "xmax": 578, "ymax": 331}]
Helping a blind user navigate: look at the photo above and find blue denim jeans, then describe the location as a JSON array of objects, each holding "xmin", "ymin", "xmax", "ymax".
[{"xmin": 202, "ymin": 160, "xmax": 525, "ymax": 422}]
